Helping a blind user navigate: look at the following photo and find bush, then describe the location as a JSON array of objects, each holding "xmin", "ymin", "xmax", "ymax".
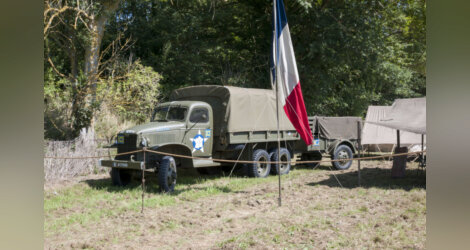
[
  {"xmin": 44, "ymin": 71, "xmax": 75, "ymax": 140},
  {"xmin": 93, "ymin": 104, "xmax": 136, "ymax": 144},
  {"xmin": 97, "ymin": 60, "xmax": 161, "ymax": 123}
]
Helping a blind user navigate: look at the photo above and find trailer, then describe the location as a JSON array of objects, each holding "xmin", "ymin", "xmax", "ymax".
[{"xmin": 100, "ymin": 85, "xmax": 361, "ymax": 191}]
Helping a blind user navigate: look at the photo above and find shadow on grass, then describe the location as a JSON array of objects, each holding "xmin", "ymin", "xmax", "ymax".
[
  {"xmin": 306, "ymin": 166, "xmax": 426, "ymax": 191},
  {"xmin": 83, "ymin": 166, "xmax": 246, "ymax": 195}
]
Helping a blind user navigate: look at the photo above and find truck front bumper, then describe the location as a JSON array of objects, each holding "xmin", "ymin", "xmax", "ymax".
[{"xmin": 99, "ymin": 159, "xmax": 144, "ymax": 170}]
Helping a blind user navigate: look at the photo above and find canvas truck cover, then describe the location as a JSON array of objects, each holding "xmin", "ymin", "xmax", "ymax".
[
  {"xmin": 170, "ymin": 85, "xmax": 295, "ymax": 136},
  {"xmin": 310, "ymin": 116, "xmax": 362, "ymax": 140}
]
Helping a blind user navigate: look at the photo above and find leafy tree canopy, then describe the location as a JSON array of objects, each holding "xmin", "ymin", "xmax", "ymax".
[{"xmin": 45, "ymin": 0, "xmax": 426, "ymax": 139}]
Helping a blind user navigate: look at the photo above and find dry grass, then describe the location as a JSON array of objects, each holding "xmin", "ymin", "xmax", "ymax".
[
  {"xmin": 44, "ymin": 128, "xmax": 110, "ymax": 185},
  {"xmin": 44, "ymin": 160, "xmax": 426, "ymax": 249}
]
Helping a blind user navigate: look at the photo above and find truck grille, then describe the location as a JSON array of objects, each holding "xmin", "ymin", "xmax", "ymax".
[{"xmin": 116, "ymin": 133, "xmax": 138, "ymax": 160}]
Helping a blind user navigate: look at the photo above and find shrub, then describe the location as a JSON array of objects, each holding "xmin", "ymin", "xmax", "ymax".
[
  {"xmin": 93, "ymin": 104, "xmax": 136, "ymax": 144},
  {"xmin": 97, "ymin": 60, "xmax": 161, "ymax": 123}
]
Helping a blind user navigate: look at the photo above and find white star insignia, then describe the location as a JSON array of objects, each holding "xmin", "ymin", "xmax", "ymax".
[{"xmin": 190, "ymin": 130, "xmax": 208, "ymax": 153}]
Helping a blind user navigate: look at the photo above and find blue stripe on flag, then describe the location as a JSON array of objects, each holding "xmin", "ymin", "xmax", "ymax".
[
  {"xmin": 276, "ymin": 0, "xmax": 288, "ymax": 39},
  {"xmin": 271, "ymin": 0, "xmax": 289, "ymax": 87}
]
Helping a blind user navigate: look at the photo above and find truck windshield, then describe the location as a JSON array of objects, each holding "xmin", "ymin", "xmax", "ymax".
[{"xmin": 152, "ymin": 106, "xmax": 187, "ymax": 122}]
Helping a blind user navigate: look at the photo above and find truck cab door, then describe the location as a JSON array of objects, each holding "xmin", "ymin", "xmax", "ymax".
[{"xmin": 185, "ymin": 106, "xmax": 213, "ymax": 157}]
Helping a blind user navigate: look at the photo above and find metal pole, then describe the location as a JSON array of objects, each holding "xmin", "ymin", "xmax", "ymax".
[
  {"xmin": 141, "ymin": 147, "xmax": 146, "ymax": 213},
  {"xmin": 357, "ymin": 121, "xmax": 361, "ymax": 186},
  {"xmin": 276, "ymin": 81, "xmax": 282, "ymax": 207},
  {"xmin": 274, "ymin": 0, "xmax": 281, "ymax": 207}
]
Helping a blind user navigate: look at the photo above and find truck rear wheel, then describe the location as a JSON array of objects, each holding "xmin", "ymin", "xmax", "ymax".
[
  {"xmin": 331, "ymin": 144, "xmax": 353, "ymax": 170},
  {"xmin": 110, "ymin": 168, "xmax": 132, "ymax": 186},
  {"xmin": 247, "ymin": 149, "xmax": 271, "ymax": 178},
  {"xmin": 158, "ymin": 156, "xmax": 177, "ymax": 192},
  {"xmin": 269, "ymin": 148, "xmax": 291, "ymax": 175}
]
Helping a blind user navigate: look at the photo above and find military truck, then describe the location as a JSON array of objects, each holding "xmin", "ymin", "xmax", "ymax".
[{"xmin": 100, "ymin": 85, "xmax": 361, "ymax": 191}]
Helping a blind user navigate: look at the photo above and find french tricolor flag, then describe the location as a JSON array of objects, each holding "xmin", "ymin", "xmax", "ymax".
[{"xmin": 271, "ymin": 0, "xmax": 313, "ymax": 145}]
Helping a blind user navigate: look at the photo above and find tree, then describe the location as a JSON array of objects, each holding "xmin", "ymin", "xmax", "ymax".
[
  {"xmin": 44, "ymin": 0, "xmax": 426, "ymax": 139},
  {"xmin": 108, "ymin": 0, "xmax": 425, "ymax": 116},
  {"xmin": 44, "ymin": 0, "xmax": 128, "ymax": 138}
]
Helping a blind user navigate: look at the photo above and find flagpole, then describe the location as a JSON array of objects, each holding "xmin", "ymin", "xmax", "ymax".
[
  {"xmin": 276, "ymin": 76, "xmax": 282, "ymax": 207},
  {"xmin": 274, "ymin": 0, "xmax": 282, "ymax": 207}
]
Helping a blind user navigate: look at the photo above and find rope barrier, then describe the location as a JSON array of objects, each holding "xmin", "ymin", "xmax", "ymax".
[{"xmin": 45, "ymin": 148, "xmax": 426, "ymax": 165}]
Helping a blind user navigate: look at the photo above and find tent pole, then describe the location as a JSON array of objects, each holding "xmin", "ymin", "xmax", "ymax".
[
  {"xmin": 357, "ymin": 121, "xmax": 362, "ymax": 186},
  {"xmin": 390, "ymin": 144, "xmax": 396, "ymax": 161},
  {"xmin": 421, "ymin": 134, "xmax": 424, "ymax": 170},
  {"xmin": 397, "ymin": 130, "xmax": 401, "ymax": 148}
]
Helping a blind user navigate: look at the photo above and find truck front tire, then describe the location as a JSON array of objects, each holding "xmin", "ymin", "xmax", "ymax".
[
  {"xmin": 269, "ymin": 148, "xmax": 291, "ymax": 175},
  {"xmin": 110, "ymin": 168, "xmax": 132, "ymax": 186},
  {"xmin": 247, "ymin": 149, "xmax": 271, "ymax": 178},
  {"xmin": 331, "ymin": 144, "xmax": 353, "ymax": 170},
  {"xmin": 158, "ymin": 156, "xmax": 177, "ymax": 192}
]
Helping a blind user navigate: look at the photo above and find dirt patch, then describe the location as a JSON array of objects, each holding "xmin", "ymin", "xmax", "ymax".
[{"xmin": 44, "ymin": 160, "xmax": 426, "ymax": 249}]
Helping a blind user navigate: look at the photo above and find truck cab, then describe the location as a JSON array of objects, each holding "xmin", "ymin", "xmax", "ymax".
[{"xmin": 100, "ymin": 100, "xmax": 214, "ymax": 191}]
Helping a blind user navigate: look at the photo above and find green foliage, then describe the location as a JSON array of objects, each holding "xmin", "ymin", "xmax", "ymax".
[
  {"xmin": 97, "ymin": 60, "xmax": 162, "ymax": 122},
  {"xmin": 45, "ymin": 0, "xmax": 426, "ymax": 139},
  {"xmin": 288, "ymin": 0, "xmax": 426, "ymax": 116},
  {"xmin": 44, "ymin": 68, "xmax": 96, "ymax": 140},
  {"xmin": 93, "ymin": 105, "xmax": 137, "ymax": 143},
  {"xmin": 107, "ymin": 0, "xmax": 425, "ymax": 116},
  {"xmin": 44, "ymin": 68, "xmax": 74, "ymax": 140}
]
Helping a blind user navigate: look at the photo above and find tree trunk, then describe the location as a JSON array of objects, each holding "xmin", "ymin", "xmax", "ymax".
[
  {"xmin": 84, "ymin": 0, "xmax": 120, "ymax": 103},
  {"xmin": 75, "ymin": 0, "xmax": 120, "ymax": 134}
]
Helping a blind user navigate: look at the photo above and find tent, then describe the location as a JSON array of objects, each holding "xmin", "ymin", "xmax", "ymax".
[
  {"xmin": 364, "ymin": 97, "xmax": 426, "ymax": 177},
  {"xmin": 361, "ymin": 105, "xmax": 425, "ymax": 152},
  {"xmin": 369, "ymin": 98, "xmax": 426, "ymax": 135}
]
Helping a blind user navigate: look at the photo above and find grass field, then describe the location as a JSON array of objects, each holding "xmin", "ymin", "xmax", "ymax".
[{"xmin": 44, "ymin": 160, "xmax": 426, "ymax": 249}]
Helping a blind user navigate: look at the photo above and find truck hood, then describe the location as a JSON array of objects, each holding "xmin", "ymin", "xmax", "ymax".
[{"xmin": 120, "ymin": 121, "xmax": 185, "ymax": 134}]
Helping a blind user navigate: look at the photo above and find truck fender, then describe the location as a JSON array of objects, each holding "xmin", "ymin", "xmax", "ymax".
[
  {"xmin": 149, "ymin": 143, "xmax": 194, "ymax": 168},
  {"xmin": 328, "ymin": 140, "xmax": 356, "ymax": 156}
]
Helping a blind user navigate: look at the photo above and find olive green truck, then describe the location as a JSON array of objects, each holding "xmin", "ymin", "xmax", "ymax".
[{"xmin": 100, "ymin": 85, "xmax": 361, "ymax": 191}]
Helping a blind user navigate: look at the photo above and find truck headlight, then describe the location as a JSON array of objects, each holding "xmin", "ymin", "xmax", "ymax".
[{"xmin": 140, "ymin": 137, "xmax": 148, "ymax": 147}]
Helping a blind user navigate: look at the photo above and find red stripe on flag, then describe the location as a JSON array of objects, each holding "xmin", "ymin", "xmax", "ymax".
[{"xmin": 283, "ymin": 83, "xmax": 313, "ymax": 145}]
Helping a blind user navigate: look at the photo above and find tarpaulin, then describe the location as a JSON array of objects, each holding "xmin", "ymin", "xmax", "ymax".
[
  {"xmin": 368, "ymin": 98, "xmax": 426, "ymax": 135},
  {"xmin": 170, "ymin": 85, "xmax": 295, "ymax": 136},
  {"xmin": 309, "ymin": 116, "xmax": 362, "ymax": 140},
  {"xmin": 362, "ymin": 106, "xmax": 425, "ymax": 145}
]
